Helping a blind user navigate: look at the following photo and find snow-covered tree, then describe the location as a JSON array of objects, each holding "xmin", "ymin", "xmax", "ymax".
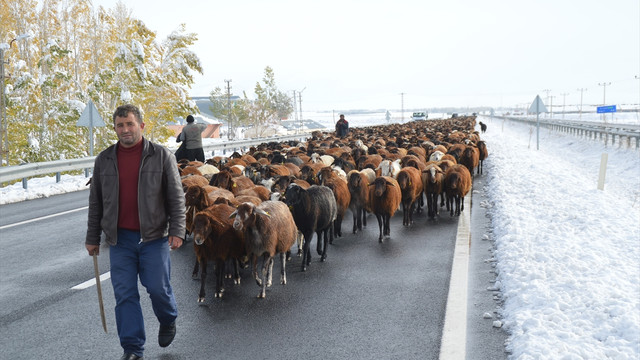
[{"xmin": 0, "ymin": 0, "xmax": 203, "ymax": 165}]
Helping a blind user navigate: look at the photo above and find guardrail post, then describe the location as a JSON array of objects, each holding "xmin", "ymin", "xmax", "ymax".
[
  {"xmin": 22, "ymin": 178, "xmax": 27, "ymax": 189},
  {"xmin": 56, "ymin": 172, "xmax": 61, "ymax": 183}
]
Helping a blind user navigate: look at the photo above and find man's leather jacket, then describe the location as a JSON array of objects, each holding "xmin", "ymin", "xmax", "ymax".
[{"xmin": 86, "ymin": 138, "xmax": 186, "ymax": 246}]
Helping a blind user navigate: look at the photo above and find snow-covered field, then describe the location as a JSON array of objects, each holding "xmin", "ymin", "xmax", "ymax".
[
  {"xmin": 480, "ymin": 116, "xmax": 640, "ymax": 359},
  {"xmin": 0, "ymin": 112, "xmax": 639, "ymax": 359}
]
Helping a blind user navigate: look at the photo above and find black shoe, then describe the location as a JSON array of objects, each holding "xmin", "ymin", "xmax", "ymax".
[
  {"xmin": 120, "ymin": 353, "xmax": 143, "ymax": 360},
  {"xmin": 158, "ymin": 321, "xmax": 176, "ymax": 347}
]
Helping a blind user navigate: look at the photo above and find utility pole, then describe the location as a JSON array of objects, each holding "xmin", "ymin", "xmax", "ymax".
[
  {"xmin": 576, "ymin": 88, "xmax": 587, "ymax": 120},
  {"xmin": 298, "ymin": 87, "xmax": 306, "ymax": 131},
  {"xmin": 549, "ymin": 95, "xmax": 555, "ymax": 118},
  {"xmin": 560, "ymin": 93, "xmax": 569, "ymax": 119},
  {"xmin": 598, "ymin": 82, "xmax": 611, "ymax": 105},
  {"xmin": 292, "ymin": 90, "xmax": 298, "ymax": 121},
  {"xmin": 224, "ymin": 79, "xmax": 232, "ymax": 140},
  {"xmin": 400, "ymin": 92, "xmax": 405, "ymax": 122},
  {"xmin": 598, "ymin": 82, "xmax": 611, "ymax": 122},
  {"xmin": 542, "ymin": 89, "xmax": 551, "ymax": 118}
]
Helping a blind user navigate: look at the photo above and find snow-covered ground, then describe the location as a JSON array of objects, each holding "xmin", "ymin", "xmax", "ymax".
[
  {"xmin": 1, "ymin": 113, "xmax": 639, "ymax": 359},
  {"xmin": 480, "ymin": 116, "xmax": 640, "ymax": 359}
]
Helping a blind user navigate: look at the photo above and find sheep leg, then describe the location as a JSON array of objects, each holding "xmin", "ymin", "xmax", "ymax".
[
  {"xmin": 362, "ymin": 209, "xmax": 367, "ymax": 227},
  {"xmin": 352, "ymin": 208, "xmax": 359, "ymax": 234},
  {"xmin": 252, "ymin": 254, "xmax": 262, "ymax": 287},
  {"xmin": 375, "ymin": 213, "xmax": 384, "ymax": 242},
  {"xmin": 301, "ymin": 231, "xmax": 313, "ymax": 272},
  {"xmin": 280, "ymin": 252, "xmax": 287, "ymax": 285},
  {"xmin": 198, "ymin": 260, "xmax": 207, "ymax": 303},
  {"xmin": 297, "ymin": 231, "xmax": 304, "ymax": 257},
  {"xmin": 266, "ymin": 255, "xmax": 274, "ymax": 287},
  {"xmin": 321, "ymin": 227, "xmax": 329, "ymax": 262},
  {"xmin": 402, "ymin": 201, "xmax": 408, "ymax": 226},
  {"xmin": 232, "ymin": 258, "xmax": 241, "ymax": 285},
  {"xmin": 316, "ymin": 229, "xmax": 324, "ymax": 255},
  {"xmin": 258, "ymin": 255, "xmax": 272, "ymax": 298},
  {"xmin": 214, "ymin": 259, "xmax": 224, "ymax": 298},
  {"xmin": 334, "ymin": 213, "xmax": 343, "ymax": 238},
  {"xmin": 409, "ymin": 201, "xmax": 415, "ymax": 224},
  {"xmin": 192, "ymin": 258, "xmax": 200, "ymax": 279},
  {"xmin": 384, "ymin": 214, "xmax": 391, "ymax": 238}
]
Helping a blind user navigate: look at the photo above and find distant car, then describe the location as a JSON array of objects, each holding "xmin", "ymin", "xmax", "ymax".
[{"xmin": 411, "ymin": 112, "xmax": 427, "ymax": 121}]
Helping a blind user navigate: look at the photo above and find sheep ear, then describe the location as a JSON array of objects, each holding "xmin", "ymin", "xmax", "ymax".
[
  {"xmin": 229, "ymin": 210, "xmax": 238, "ymax": 219},
  {"xmin": 255, "ymin": 208, "xmax": 271, "ymax": 217}
]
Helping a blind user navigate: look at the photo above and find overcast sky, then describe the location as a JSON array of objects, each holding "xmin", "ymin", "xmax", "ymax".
[{"xmin": 92, "ymin": 0, "xmax": 639, "ymax": 111}]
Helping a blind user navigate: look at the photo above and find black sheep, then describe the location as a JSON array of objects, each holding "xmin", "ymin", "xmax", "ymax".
[{"xmin": 283, "ymin": 184, "xmax": 337, "ymax": 271}]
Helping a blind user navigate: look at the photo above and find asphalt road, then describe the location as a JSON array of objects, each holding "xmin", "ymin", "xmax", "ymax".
[{"xmin": 0, "ymin": 177, "xmax": 507, "ymax": 360}]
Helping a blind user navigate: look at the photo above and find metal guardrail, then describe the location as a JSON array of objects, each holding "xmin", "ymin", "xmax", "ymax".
[
  {"xmin": 0, "ymin": 132, "xmax": 311, "ymax": 188},
  {"xmin": 494, "ymin": 115, "xmax": 640, "ymax": 149}
]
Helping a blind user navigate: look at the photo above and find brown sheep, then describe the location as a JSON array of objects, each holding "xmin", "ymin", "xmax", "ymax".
[
  {"xmin": 318, "ymin": 167, "xmax": 351, "ymax": 238},
  {"xmin": 231, "ymin": 201, "xmax": 298, "ymax": 298},
  {"xmin": 369, "ymin": 176, "xmax": 402, "ymax": 242},
  {"xmin": 422, "ymin": 164, "xmax": 444, "ymax": 218},
  {"xmin": 181, "ymin": 174, "xmax": 209, "ymax": 190},
  {"xmin": 191, "ymin": 203, "xmax": 246, "ymax": 302},
  {"xmin": 180, "ymin": 166, "xmax": 203, "ymax": 177},
  {"xmin": 233, "ymin": 195, "xmax": 263, "ymax": 206},
  {"xmin": 459, "ymin": 145, "xmax": 480, "ymax": 177},
  {"xmin": 271, "ymin": 175, "xmax": 311, "ymax": 195},
  {"xmin": 299, "ymin": 163, "xmax": 324, "ymax": 185},
  {"xmin": 447, "ymin": 143, "xmax": 466, "ymax": 163},
  {"xmin": 396, "ymin": 167, "xmax": 424, "ymax": 226},
  {"xmin": 209, "ymin": 170, "xmax": 254, "ymax": 195},
  {"xmin": 236, "ymin": 185, "xmax": 271, "ymax": 201},
  {"xmin": 347, "ymin": 170, "xmax": 371, "ymax": 234},
  {"xmin": 443, "ymin": 164, "xmax": 472, "ymax": 216},
  {"xmin": 476, "ymin": 140, "xmax": 488, "ymax": 174}
]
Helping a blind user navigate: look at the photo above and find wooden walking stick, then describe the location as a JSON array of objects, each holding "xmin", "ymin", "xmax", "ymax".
[{"xmin": 92, "ymin": 251, "xmax": 107, "ymax": 333}]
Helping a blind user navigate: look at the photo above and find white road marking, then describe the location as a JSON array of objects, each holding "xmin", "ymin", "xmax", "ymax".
[
  {"xmin": 0, "ymin": 206, "xmax": 88, "ymax": 230},
  {"xmin": 71, "ymin": 271, "xmax": 111, "ymax": 290},
  {"xmin": 439, "ymin": 188, "xmax": 472, "ymax": 360}
]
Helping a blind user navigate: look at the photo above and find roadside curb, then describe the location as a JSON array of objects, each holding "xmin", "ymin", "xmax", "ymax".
[{"xmin": 439, "ymin": 188, "xmax": 472, "ymax": 360}]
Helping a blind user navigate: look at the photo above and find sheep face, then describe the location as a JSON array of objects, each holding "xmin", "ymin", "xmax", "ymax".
[
  {"xmin": 230, "ymin": 202, "xmax": 270, "ymax": 231},
  {"xmin": 192, "ymin": 213, "xmax": 213, "ymax": 246},
  {"xmin": 372, "ymin": 177, "xmax": 389, "ymax": 197},
  {"xmin": 231, "ymin": 203, "xmax": 254, "ymax": 231},
  {"xmin": 185, "ymin": 186, "xmax": 206, "ymax": 207},
  {"xmin": 283, "ymin": 184, "xmax": 305, "ymax": 208}
]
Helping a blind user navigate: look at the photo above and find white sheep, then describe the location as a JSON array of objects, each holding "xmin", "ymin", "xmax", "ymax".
[{"xmin": 376, "ymin": 159, "xmax": 402, "ymax": 179}]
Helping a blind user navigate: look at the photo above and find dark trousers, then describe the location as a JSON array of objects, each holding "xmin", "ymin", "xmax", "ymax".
[{"xmin": 186, "ymin": 148, "xmax": 205, "ymax": 162}]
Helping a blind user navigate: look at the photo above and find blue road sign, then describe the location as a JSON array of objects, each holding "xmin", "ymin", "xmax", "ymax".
[{"xmin": 597, "ymin": 105, "xmax": 617, "ymax": 113}]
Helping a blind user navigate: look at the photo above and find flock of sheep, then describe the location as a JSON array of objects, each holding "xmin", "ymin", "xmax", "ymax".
[{"xmin": 177, "ymin": 115, "xmax": 488, "ymax": 301}]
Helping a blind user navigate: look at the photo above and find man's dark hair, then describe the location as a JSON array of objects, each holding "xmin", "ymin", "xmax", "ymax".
[{"xmin": 112, "ymin": 104, "xmax": 143, "ymax": 124}]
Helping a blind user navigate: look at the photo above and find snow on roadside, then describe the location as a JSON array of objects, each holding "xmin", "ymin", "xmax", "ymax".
[
  {"xmin": 0, "ymin": 174, "xmax": 90, "ymax": 205},
  {"xmin": 480, "ymin": 116, "xmax": 640, "ymax": 359}
]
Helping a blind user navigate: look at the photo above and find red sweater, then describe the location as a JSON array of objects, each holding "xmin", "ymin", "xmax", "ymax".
[{"xmin": 117, "ymin": 140, "xmax": 143, "ymax": 231}]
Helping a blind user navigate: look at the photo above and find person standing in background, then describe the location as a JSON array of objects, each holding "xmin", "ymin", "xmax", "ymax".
[
  {"xmin": 335, "ymin": 114, "xmax": 349, "ymax": 138},
  {"xmin": 85, "ymin": 104, "xmax": 186, "ymax": 360},
  {"xmin": 178, "ymin": 115, "xmax": 206, "ymax": 162}
]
